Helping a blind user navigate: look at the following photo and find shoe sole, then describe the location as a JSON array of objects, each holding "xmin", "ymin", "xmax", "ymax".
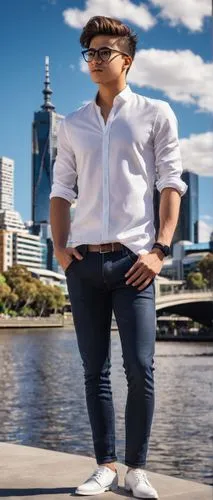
[
  {"xmin": 125, "ymin": 481, "xmax": 159, "ymax": 499},
  {"xmin": 75, "ymin": 477, "xmax": 118, "ymax": 495}
]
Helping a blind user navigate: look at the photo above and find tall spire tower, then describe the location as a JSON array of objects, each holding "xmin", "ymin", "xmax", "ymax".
[
  {"xmin": 31, "ymin": 57, "xmax": 64, "ymax": 242},
  {"xmin": 41, "ymin": 56, "xmax": 55, "ymax": 111}
]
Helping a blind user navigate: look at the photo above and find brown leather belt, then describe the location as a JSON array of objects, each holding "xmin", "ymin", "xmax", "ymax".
[{"xmin": 87, "ymin": 242, "xmax": 123, "ymax": 253}]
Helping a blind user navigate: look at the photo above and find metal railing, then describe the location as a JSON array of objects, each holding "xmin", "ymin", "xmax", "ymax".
[{"xmin": 158, "ymin": 288, "xmax": 213, "ymax": 296}]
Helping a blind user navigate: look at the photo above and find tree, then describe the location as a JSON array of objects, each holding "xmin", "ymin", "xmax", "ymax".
[
  {"xmin": 2, "ymin": 264, "xmax": 66, "ymax": 317},
  {"xmin": 0, "ymin": 274, "xmax": 6, "ymax": 285},
  {"xmin": 51, "ymin": 285, "xmax": 66, "ymax": 313},
  {"xmin": 0, "ymin": 282, "xmax": 11, "ymax": 312},
  {"xmin": 186, "ymin": 271, "xmax": 208, "ymax": 290},
  {"xmin": 33, "ymin": 282, "xmax": 56, "ymax": 317},
  {"xmin": 14, "ymin": 281, "xmax": 38, "ymax": 309},
  {"xmin": 3, "ymin": 264, "xmax": 34, "ymax": 287},
  {"xmin": 0, "ymin": 282, "xmax": 19, "ymax": 314},
  {"xmin": 4, "ymin": 291, "xmax": 19, "ymax": 311},
  {"xmin": 199, "ymin": 254, "xmax": 213, "ymax": 288}
]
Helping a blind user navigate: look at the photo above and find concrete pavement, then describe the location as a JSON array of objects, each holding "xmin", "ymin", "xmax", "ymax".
[{"xmin": 0, "ymin": 442, "xmax": 212, "ymax": 500}]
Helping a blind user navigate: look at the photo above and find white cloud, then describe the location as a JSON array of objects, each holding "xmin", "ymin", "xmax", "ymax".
[
  {"xmin": 180, "ymin": 132, "xmax": 213, "ymax": 177},
  {"xmin": 200, "ymin": 215, "xmax": 213, "ymax": 221},
  {"xmin": 80, "ymin": 48, "xmax": 213, "ymax": 113},
  {"xmin": 127, "ymin": 48, "xmax": 213, "ymax": 113},
  {"xmin": 80, "ymin": 59, "xmax": 88, "ymax": 73},
  {"xmin": 199, "ymin": 220, "xmax": 213, "ymax": 242},
  {"xmin": 63, "ymin": 0, "xmax": 155, "ymax": 30},
  {"xmin": 149, "ymin": 0, "xmax": 211, "ymax": 32},
  {"xmin": 63, "ymin": 0, "xmax": 211, "ymax": 32}
]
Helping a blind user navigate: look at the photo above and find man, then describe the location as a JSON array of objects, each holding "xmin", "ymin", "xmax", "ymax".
[{"xmin": 49, "ymin": 15, "xmax": 187, "ymax": 499}]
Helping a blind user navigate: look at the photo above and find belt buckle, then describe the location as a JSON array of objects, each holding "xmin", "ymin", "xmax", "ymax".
[{"xmin": 99, "ymin": 243, "xmax": 114, "ymax": 253}]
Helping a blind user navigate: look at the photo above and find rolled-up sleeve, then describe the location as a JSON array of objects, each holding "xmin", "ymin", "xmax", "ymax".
[
  {"xmin": 153, "ymin": 102, "xmax": 187, "ymax": 196},
  {"xmin": 49, "ymin": 118, "xmax": 77, "ymax": 203}
]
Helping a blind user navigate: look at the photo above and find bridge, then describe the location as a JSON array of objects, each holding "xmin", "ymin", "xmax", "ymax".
[
  {"xmin": 64, "ymin": 288, "xmax": 212, "ymax": 327},
  {"xmin": 156, "ymin": 290, "xmax": 213, "ymax": 326}
]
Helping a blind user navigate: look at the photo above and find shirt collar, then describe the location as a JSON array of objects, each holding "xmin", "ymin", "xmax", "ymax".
[
  {"xmin": 94, "ymin": 85, "xmax": 132, "ymax": 108},
  {"xmin": 114, "ymin": 85, "xmax": 132, "ymax": 103}
]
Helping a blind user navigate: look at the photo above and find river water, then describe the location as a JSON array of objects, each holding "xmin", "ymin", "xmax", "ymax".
[{"xmin": 0, "ymin": 327, "xmax": 212, "ymax": 486}]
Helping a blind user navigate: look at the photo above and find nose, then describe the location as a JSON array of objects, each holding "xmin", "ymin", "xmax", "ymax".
[{"xmin": 91, "ymin": 51, "xmax": 102, "ymax": 63}]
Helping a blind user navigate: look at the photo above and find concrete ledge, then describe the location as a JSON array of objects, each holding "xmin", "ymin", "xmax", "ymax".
[{"xmin": 0, "ymin": 442, "xmax": 212, "ymax": 500}]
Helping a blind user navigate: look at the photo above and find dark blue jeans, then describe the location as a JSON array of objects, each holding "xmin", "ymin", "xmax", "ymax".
[{"xmin": 65, "ymin": 244, "xmax": 156, "ymax": 468}]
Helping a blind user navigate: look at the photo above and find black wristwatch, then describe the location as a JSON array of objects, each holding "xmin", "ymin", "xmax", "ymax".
[{"xmin": 152, "ymin": 242, "xmax": 170, "ymax": 257}]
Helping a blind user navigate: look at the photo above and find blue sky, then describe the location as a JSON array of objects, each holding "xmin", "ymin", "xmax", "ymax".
[{"xmin": 0, "ymin": 0, "xmax": 212, "ymax": 241}]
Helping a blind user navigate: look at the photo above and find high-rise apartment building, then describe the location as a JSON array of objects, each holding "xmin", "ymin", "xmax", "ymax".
[
  {"xmin": 0, "ymin": 154, "xmax": 47, "ymax": 272},
  {"xmin": 0, "ymin": 210, "xmax": 47, "ymax": 273},
  {"xmin": 0, "ymin": 157, "xmax": 14, "ymax": 211},
  {"xmin": 13, "ymin": 232, "xmax": 46, "ymax": 270},
  {"xmin": 31, "ymin": 56, "xmax": 64, "ymax": 233}
]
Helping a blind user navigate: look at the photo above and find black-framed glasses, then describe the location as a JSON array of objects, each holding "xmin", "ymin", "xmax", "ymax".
[{"xmin": 82, "ymin": 46, "xmax": 130, "ymax": 63}]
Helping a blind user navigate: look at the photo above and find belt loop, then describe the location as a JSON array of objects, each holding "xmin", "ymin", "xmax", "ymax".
[
  {"xmin": 112, "ymin": 242, "xmax": 114, "ymax": 252},
  {"xmin": 123, "ymin": 245, "xmax": 128, "ymax": 256},
  {"xmin": 80, "ymin": 244, "xmax": 88, "ymax": 257}
]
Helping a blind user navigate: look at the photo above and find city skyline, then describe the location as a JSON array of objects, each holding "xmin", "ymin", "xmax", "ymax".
[{"xmin": 1, "ymin": 0, "xmax": 212, "ymax": 242}]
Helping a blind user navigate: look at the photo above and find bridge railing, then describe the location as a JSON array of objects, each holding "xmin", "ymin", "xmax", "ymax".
[{"xmin": 158, "ymin": 288, "xmax": 213, "ymax": 296}]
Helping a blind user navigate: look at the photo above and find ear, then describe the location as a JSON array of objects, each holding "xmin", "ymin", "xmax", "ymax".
[{"xmin": 123, "ymin": 55, "xmax": 132, "ymax": 72}]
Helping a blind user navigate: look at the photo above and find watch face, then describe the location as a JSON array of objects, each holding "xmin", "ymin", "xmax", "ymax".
[
  {"xmin": 153, "ymin": 243, "xmax": 170, "ymax": 256},
  {"xmin": 164, "ymin": 246, "xmax": 170, "ymax": 256}
]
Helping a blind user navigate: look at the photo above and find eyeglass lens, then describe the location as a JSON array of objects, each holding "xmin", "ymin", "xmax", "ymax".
[{"xmin": 84, "ymin": 48, "xmax": 111, "ymax": 62}]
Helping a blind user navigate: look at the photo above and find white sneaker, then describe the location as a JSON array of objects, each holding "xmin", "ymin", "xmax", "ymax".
[
  {"xmin": 125, "ymin": 468, "xmax": 159, "ymax": 499},
  {"xmin": 75, "ymin": 466, "xmax": 118, "ymax": 495}
]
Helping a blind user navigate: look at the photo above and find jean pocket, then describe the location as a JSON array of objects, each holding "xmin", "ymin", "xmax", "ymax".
[
  {"xmin": 127, "ymin": 251, "xmax": 138, "ymax": 263},
  {"xmin": 65, "ymin": 259, "xmax": 75, "ymax": 277}
]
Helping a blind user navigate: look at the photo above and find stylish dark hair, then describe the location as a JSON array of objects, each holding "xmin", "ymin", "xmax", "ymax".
[{"xmin": 80, "ymin": 16, "xmax": 137, "ymax": 73}]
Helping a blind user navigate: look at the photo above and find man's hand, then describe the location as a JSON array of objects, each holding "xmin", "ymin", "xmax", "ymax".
[
  {"xmin": 54, "ymin": 246, "xmax": 83, "ymax": 272},
  {"xmin": 125, "ymin": 249, "xmax": 164, "ymax": 290}
]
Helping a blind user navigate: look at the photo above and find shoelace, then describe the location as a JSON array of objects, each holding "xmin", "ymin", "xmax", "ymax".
[
  {"xmin": 92, "ymin": 468, "xmax": 111, "ymax": 484},
  {"xmin": 134, "ymin": 469, "xmax": 151, "ymax": 486}
]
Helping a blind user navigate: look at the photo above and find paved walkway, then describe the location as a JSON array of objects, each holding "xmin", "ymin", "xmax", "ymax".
[{"xmin": 0, "ymin": 443, "xmax": 212, "ymax": 500}]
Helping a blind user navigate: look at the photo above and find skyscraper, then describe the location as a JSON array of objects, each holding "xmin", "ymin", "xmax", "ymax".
[
  {"xmin": 153, "ymin": 171, "xmax": 199, "ymax": 247},
  {"xmin": 0, "ymin": 157, "xmax": 14, "ymax": 211},
  {"xmin": 31, "ymin": 56, "xmax": 64, "ymax": 234},
  {"xmin": 173, "ymin": 171, "xmax": 199, "ymax": 244}
]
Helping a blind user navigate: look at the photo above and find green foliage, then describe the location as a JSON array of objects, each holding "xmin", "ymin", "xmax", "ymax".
[
  {"xmin": 8, "ymin": 310, "xmax": 18, "ymax": 317},
  {"xmin": 1, "ymin": 264, "xmax": 66, "ymax": 317},
  {"xmin": 198, "ymin": 253, "xmax": 213, "ymax": 288},
  {"xmin": 186, "ymin": 271, "xmax": 208, "ymax": 290},
  {"xmin": 0, "ymin": 282, "xmax": 11, "ymax": 301},
  {"xmin": 19, "ymin": 306, "xmax": 36, "ymax": 317}
]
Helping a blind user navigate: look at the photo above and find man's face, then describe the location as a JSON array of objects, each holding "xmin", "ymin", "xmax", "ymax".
[{"xmin": 87, "ymin": 35, "xmax": 132, "ymax": 85}]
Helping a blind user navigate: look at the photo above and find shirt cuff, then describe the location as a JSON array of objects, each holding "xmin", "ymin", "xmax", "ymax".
[
  {"xmin": 49, "ymin": 188, "xmax": 76, "ymax": 204},
  {"xmin": 156, "ymin": 177, "xmax": 188, "ymax": 197}
]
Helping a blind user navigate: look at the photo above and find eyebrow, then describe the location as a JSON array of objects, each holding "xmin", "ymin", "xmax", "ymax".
[{"xmin": 88, "ymin": 46, "xmax": 115, "ymax": 50}]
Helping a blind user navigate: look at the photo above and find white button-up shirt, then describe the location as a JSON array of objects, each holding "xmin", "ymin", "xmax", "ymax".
[{"xmin": 50, "ymin": 85, "xmax": 187, "ymax": 255}]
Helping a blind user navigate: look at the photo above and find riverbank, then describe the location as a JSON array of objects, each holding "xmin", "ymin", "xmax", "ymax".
[
  {"xmin": 0, "ymin": 313, "xmax": 118, "ymax": 330},
  {"xmin": 156, "ymin": 333, "xmax": 213, "ymax": 341},
  {"xmin": 0, "ymin": 442, "xmax": 212, "ymax": 499},
  {"xmin": 0, "ymin": 313, "xmax": 212, "ymax": 340},
  {"xmin": 0, "ymin": 314, "xmax": 64, "ymax": 328}
]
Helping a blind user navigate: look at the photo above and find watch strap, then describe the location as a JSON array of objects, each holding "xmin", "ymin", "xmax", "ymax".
[{"xmin": 152, "ymin": 242, "xmax": 170, "ymax": 256}]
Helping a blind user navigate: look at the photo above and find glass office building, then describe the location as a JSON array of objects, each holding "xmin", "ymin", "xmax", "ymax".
[
  {"xmin": 153, "ymin": 171, "xmax": 199, "ymax": 248},
  {"xmin": 173, "ymin": 171, "xmax": 199, "ymax": 244}
]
